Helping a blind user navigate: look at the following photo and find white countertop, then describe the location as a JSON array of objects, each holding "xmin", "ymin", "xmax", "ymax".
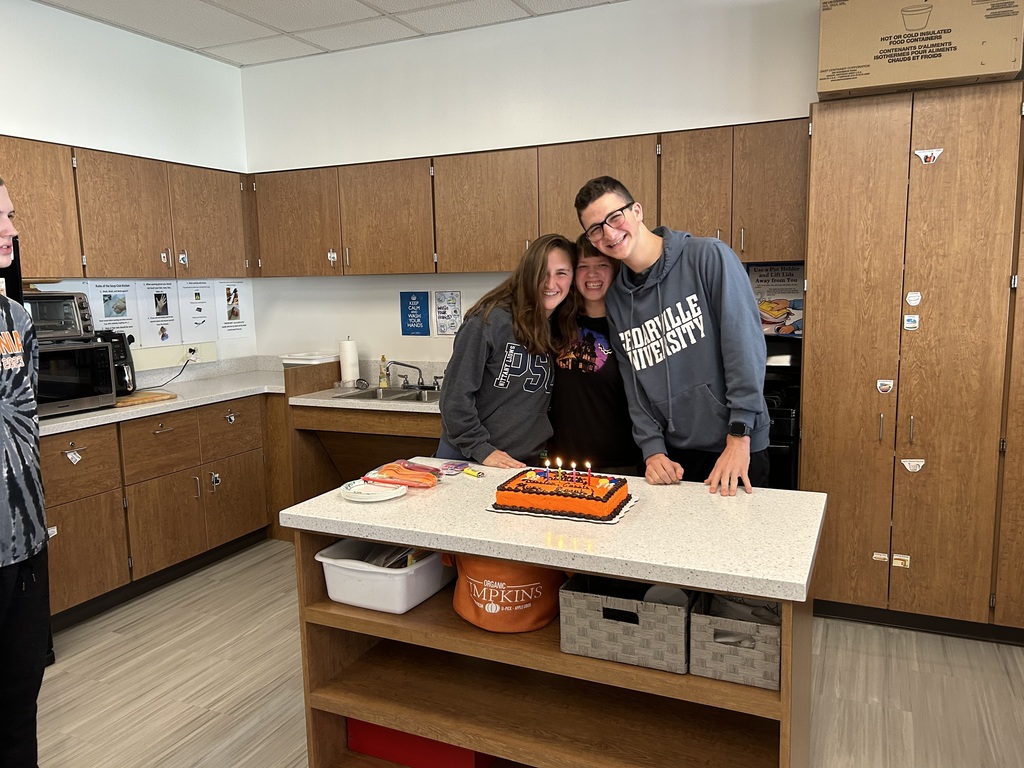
[
  {"xmin": 39, "ymin": 371, "xmax": 285, "ymax": 436},
  {"xmin": 281, "ymin": 457, "xmax": 826, "ymax": 602},
  {"xmin": 289, "ymin": 387, "xmax": 441, "ymax": 414}
]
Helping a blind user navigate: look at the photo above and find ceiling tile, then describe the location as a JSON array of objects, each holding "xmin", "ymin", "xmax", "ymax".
[
  {"xmin": 38, "ymin": 0, "xmax": 275, "ymax": 48},
  {"xmin": 202, "ymin": 34, "xmax": 326, "ymax": 66},
  {"xmin": 206, "ymin": 0, "xmax": 378, "ymax": 33},
  {"xmin": 517, "ymin": 0, "xmax": 612, "ymax": 12},
  {"xmin": 297, "ymin": 17, "xmax": 419, "ymax": 51},
  {"xmin": 398, "ymin": 0, "xmax": 528, "ymax": 35},
  {"xmin": 369, "ymin": 0, "xmax": 459, "ymax": 12}
]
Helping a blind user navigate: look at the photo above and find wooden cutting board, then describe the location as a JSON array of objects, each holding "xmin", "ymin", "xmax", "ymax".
[{"xmin": 114, "ymin": 391, "xmax": 178, "ymax": 407}]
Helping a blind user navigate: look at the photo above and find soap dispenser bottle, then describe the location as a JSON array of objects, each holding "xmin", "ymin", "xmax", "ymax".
[{"xmin": 378, "ymin": 355, "xmax": 388, "ymax": 388}]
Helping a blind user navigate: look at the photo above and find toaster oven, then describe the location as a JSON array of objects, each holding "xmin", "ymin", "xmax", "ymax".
[{"xmin": 22, "ymin": 292, "xmax": 96, "ymax": 342}]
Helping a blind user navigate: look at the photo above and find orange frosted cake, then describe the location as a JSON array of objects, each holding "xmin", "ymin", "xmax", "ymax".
[{"xmin": 494, "ymin": 469, "xmax": 631, "ymax": 522}]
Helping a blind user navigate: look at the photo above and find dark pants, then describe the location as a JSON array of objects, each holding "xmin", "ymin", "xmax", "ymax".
[
  {"xmin": 667, "ymin": 448, "xmax": 770, "ymax": 488},
  {"xmin": 0, "ymin": 547, "xmax": 49, "ymax": 768}
]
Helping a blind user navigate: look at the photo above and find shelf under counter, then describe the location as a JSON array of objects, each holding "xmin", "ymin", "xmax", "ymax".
[
  {"xmin": 310, "ymin": 640, "xmax": 780, "ymax": 768},
  {"xmin": 304, "ymin": 584, "xmax": 783, "ymax": 721}
]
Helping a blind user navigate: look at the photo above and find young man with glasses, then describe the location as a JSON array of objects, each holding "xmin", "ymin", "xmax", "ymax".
[{"xmin": 574, "ymin": 176, "xmax": 769, "ymax": 495}]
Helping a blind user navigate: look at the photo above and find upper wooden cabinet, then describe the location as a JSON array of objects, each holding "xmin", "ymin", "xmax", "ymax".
[
  {"xmin": 168, "ymin": 164, "xmax": 247, "ymax": 278},
  {"xmin": 0, "ymin": 135, "xmax": 82, "ymax": 279},
  {"xmin": 339, "ymin": 159, "xmax": 434, "ymax": 275},
  {"xmin": 732, "ymin": 119, "xmax": 808, "ymax": 263},
  {"xmin": 660, "ymin": 119, "xmax": 808, "ymax": 263},
  {"xmin": 434, "ymin": 148, "xmax": 538, "ymax": 273},
  {"xmin": 75, "ymin": 148, "xmax": 175, "ymax": 278},
  {"xmin": 256, "ymin": 168, "xmax": 341, "ymax": 277},
  {"xmin": 538, "ymin": 135, "xmax": 658, "ymax": 241},
  {"xmin": 659, "ymin": 127, "xmax": 733, "ymax": 242}
]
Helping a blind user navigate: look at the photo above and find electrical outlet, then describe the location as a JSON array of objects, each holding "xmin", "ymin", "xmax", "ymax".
[{"xmin": 187, "ymin": 347, "xmax": 200, "ymax": 363}]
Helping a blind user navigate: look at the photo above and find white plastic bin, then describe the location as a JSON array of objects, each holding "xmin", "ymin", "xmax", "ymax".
[{"xmin": 315, "ymin": 539, "xmax": 455, "ymax": 614}]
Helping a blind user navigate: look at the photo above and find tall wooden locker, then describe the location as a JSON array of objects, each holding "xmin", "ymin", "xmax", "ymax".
[{"xmin": 802, "ymin": 82, "xmax": 1022, "ymax": 622}]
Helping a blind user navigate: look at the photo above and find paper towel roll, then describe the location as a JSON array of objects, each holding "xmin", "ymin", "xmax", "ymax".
[{"xmin": 339, "ymin": 339, "xmax": 359, "ymax": 384}]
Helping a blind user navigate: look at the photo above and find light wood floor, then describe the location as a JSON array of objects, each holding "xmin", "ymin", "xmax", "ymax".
[{"xmin": 38, "ymin": 539, "xmax": 1024, "ymax": 767}]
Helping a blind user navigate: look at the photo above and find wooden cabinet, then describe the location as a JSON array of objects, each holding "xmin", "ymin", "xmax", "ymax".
[
  {"xmin": 75, "ymin": 148, "xmax": 176, "ymax": 278},
  {"xmin": 433, "ymin": 148, "xmax": 539, "ymax": 273},
  {"xmin": 802, "ymin": 83, "xmax": 1021, "ymax": 622},
  {"xmin": 995, "ymin": 238, "xmax": 1024, "ymax": 627},
  {"xmin": 0, "ymin": 135, "xmax": 81, "ymax": 279},
  {"xmin": 732, "ymin": 120, "xmax": 808, "ymax": 263},
  {"xmin": 255, "ymin": 168, "xmax": 341, "ymax": 277},
  {"xmin": 659, "ymin": 126, "xmax": 733, "ymax": 242},
  {"xmin": 538, "ymin": 135, "xmax": 658, "ymax": 240},
  {"xmin": 40, "ymin": 425, "xmax": 129, "ymax": 613},
  {"xmin": 168, "ymin": 164, "xmax": 247, "ymax": 278},
  {"xmin": 121, "ymin": 398, "xmax": 267, "ymax": 578},
  {"xmin": 338, "ymin": 159, "xmax": 434, "ymax": 275},
  {"xmin": 660, "ymin": 119, "xmax": 808, "ymax": 262}
]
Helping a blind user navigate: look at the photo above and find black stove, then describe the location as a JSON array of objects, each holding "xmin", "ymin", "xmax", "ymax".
[{"xmin": 763, "ymin": 338, "xmax": 801, "ymax": 490}]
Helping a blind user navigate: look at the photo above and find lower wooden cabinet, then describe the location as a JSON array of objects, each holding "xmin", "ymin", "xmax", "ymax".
[
  {"xmin": 126, "ymin": 469, "xmax": 209, "ymax": 579},
  {"xmin": 204, "ymin": 449, "xmax": 267, "ymax": 549},
  {"xmin": 46, "ymin": 490, "xmax": 131, "ymax": 614}
]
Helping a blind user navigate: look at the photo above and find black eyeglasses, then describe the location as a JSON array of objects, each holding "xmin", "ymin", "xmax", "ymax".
[{"xmin": 583, "ymin": 202, "xmax": 635, "ymax": 243}]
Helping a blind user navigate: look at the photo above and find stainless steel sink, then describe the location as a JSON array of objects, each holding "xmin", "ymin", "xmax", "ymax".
[
  {"xmin": 333, "ymin": 388, "xmax": 410, "ymax": 400},
  {"xmin": 333, "ymin": 388, "xmax": 440, "ymax": 403}
]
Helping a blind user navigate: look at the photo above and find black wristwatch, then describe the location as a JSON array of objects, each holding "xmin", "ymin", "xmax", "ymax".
[{"xmin": 728, "ymin": 421, "xmax": 752, "ymax": 438}]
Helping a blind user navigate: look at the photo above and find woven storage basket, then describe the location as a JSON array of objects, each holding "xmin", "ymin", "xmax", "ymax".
[
  {"xmin": 559, "ymin": 575, "xmax": 692, "ymax": 674},
  {"xmin": 689, "ymin": 595, "xmax": 781, "ymax": 690}
]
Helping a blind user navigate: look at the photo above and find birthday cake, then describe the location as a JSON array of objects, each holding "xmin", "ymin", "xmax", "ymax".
[{"xmin": 494, "ymin": 469, "xmax": 631, "ymax": 522}]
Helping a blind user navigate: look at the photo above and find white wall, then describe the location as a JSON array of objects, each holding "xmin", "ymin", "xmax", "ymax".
[
  {"xmin": 240, "ymin": 0, "xmax": 820, "ymax": 171},
  {"xmin": 2, "ymin": 0, "xmax": 821, "ymax": 366},
  {"xmin": 2, "ymin": 0, "xmax": 245, "ymax": 170}
]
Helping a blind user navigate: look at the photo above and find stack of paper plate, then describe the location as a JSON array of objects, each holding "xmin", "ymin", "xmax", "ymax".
[{"xmin": 339, "ymin": 480, "xmax": 407, "ymax": 503}]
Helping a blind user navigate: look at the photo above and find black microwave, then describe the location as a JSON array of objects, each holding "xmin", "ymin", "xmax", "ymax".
[{"xmin": 36, "ymin": 341, "xmax": 117, "ymax": 418}]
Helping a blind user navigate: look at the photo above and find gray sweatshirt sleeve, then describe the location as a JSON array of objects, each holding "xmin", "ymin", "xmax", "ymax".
[
  {"xmin": 439, "ymin": 315, "xmax": 498, "ymax": 462},
  {"xmin": 707, "ymin": 241, "xmax": 767, "ymax": 429}
]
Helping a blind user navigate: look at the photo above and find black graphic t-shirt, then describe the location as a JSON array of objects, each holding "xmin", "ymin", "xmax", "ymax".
[{"xmin": 549, "ymin": 315, "xmax": 641, "ymax": 474}]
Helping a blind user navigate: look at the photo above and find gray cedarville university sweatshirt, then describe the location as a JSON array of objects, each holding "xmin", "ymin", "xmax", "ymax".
[
  {"xmin": 605, "ymin": 227, "xmax": 770, "ymax": 459},
  {"xmin": 440, "ymin": 306, "xmax": 553, "ymax": 464},
  {"xmin": 1, "ymin": 295, "xmax": 46, "ymax": 568}
]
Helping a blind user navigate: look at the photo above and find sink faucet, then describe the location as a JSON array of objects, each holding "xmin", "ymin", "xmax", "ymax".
[{"xmin": 384, "ymin": 361, "xmax": 424, "ymax": 389}]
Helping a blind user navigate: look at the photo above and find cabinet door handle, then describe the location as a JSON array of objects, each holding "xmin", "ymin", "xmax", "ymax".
[
  {"xmin": 178, "ymin": 249, "xmax": 189, "ymax": 269},
  {"xmin": 327, "ymin": 249, "xmax": 338, "ymax": 268},
  {"xmin": 878, "ymin": 413, "xmax": 884, "ymax": 442},
  {"xmin": 209, "ymin": 472, "xmax": 221, "ymax": 493},
  {"xmin": 525, "ymin": 240, "xmax": 530, "ymax": 251},
  {"xmin": 152, "ymin": 425, "xmax": 175, "ymax": 435},
  {"xmin": 62, "ymin": 445, "xmax": 87, "ymax": 455},
  {"xmin": 224, "ymin": 412, "xmax": 236, "ymax": 425},
  {"xmin": 909, "ymin": 415, "xmax": 915, "ymax": 444},
  {"xmin": 161, "ymin": 248, "xmax": 172, "ymax": 269},
  {"xmin": 740, "ymin": 227, "xmax": 745, "ymax": 252},
  {"xmin": 344, "ymin": 247, "xmax": 350, "ymax": 268},
  {"xmin": 716, "ymin": 229, "xmax": 721, "ymax": 240},
  {"xmin": 194, "ymin": 476, "xmax": 201, "ymax": 499}
]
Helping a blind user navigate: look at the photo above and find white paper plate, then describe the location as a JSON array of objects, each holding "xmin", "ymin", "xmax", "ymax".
[{"xmin": 339, "ymin": 480, "xmax": 408, "ymax": 503}]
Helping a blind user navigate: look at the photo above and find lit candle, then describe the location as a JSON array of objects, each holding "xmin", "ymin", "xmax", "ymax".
[
  {"xmin": 571, "ymin": 461, "xmax": 577, "ymax": 482},
  {"xmin": 585, "ymin": 461, "xmax": 592, "ymax": 486},
  {"xmin": 544, "ymin": 459, "xmax": 550, "ymax": 479},
  {"xmin": 556, "ymin": 457, "xmax": 562, "ymax": 481}
]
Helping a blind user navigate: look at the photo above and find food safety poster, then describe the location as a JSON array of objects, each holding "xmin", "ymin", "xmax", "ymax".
[
  {"xmin": 434, "ymin": 290, "xmax": 462, "ymax": 336},
  {"xmin": 748, "ymin": 264, "xmax": 804, "ymax": 338},
  {"xmin": 176, "ymin": 280, "xmax": 218, "ymax": 344},
  {"xmin": 216, "ymin": 280, "xmax": 253, "ymax": 339},
  {"xmin": 87, "ymin": 281, "xmax": 142, "ymax": 341},
  {"xmin": 137, "ymin": 281, "xmax": 182, "ymax": 346}
]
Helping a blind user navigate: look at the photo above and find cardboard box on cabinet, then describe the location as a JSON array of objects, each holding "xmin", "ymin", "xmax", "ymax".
[{"xmin": 818, "ymin": 0, "xmax": 1024, "ymax": 99}]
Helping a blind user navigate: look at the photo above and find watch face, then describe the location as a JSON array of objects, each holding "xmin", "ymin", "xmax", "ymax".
[{"xmin": 729, "ymin": 422, "xmax": 749, "ymax": 437}]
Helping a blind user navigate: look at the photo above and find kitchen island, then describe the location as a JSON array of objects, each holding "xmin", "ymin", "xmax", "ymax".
[{"xmin": 281, "ymin": 458, "xmax": 826, "ymax": 768}]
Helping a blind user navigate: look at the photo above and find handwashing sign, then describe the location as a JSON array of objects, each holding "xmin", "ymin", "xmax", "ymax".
[{"xmin": 400, "ymin": 291, "xmax": 430, "ymax": 336}]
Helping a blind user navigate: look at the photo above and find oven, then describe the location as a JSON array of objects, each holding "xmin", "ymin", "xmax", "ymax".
[{"xmin": 763, "ymin": 337, "xmax": 801, "ymax": 490}]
